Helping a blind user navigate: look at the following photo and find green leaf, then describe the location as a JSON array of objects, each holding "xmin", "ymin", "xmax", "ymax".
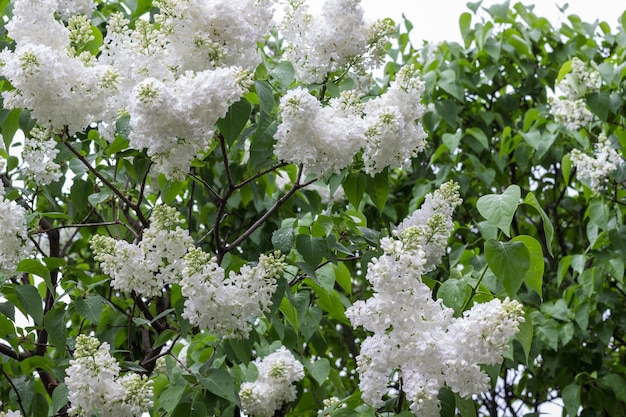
[
  {"xmin": 511, "ymin": 235, "xmax": 544, "ymax": 297},
  {"xmin": 485, "ymin": 239, "xmax": 530, "ymax": 297},
  {"xmin": 439, "ymin": 278, "xmax": 470, "ymax": 315},
  {"xmin": 455, "ymin": 393, "xmax": 477, "ymax": 417},
  {"xmin": 51, "ymin": 383, "xmax": 69, "ymax": 415},
  {"xmin": 600, "ymin": 374, "xmax": 626, "ymax": 403},
  {"xmin": 16, "ymin": 259, "xmax": 51, "ymax": 285},
  {"xmin": 217, "ymin": 99, "xmax": 252, "ymax": 146},
  {"xmin": 269, "ymin": 61, "xmax": 295, "ymax": 89},
  {"xmin": 296, "ymin": 234, "xmax": 326, "ymax": 266},
  {"xmin": 442, "ymin": 131, "xmax": 462, "ymax": 151},
  {"xmin": 366, "ymin": 168, "xmax": 389, "ymax": 212},
  {"xmin": 439, "ymin": 69, "xmax": 464, "ymax": 101},
  {"xmin": 523, "ymin": 192, "xmax": 555, "ymax": 256},
  {"xmin": 477, "ymin": 185, "xmax": 521, "ymax": 237},
  {"xmin": 198, "ymin": 368, "xmax": 239, "ymax": 405},
  {"xmin": 343, "ymin": 171, "xmax": 367, "ymax": 209},
  {"xmin": 1, "ymin": 109, "xmax": 21, "ymax": 149},
  {"xmin": 74, "ymin": 295, "xmax": 104, "ymax": 323},
  {"xmin": 171, "ymin": 402, "xmax": 206, "ymax": 417},
  {"xmin": 306, "ymin": 358, "xmax": 330, "ymax": 386},
  {"xmin": 31, "ymin": 392, "xmax": 49, "ymax": 417},
  {"xmin": 587, "ymin": 91, "xmax": 610, "ymax": 121},
  {"xmin": 466, "ymin": 127, "xmax": 489, "ymax": 150},
  {"xmin": 459, "ymin": 12, "xmax": 472, "ymax": 46},
  {"xmin": 44, "ymin": 306, "xmax": 67, "ymax": 351},
  {"xmin": 15, "ymin": 284, "xmax": 44, "ymax": 325},
  {"xmin": 562, "ymin": 383, "xmax": 581, "ymax": 417},
  {"xmin": 557, "ymin": 60, "xmax": 572, "ymax": 84},
  {"xmin": 272, "ymin": 227, "xmax": 295, "ymax": 254}
]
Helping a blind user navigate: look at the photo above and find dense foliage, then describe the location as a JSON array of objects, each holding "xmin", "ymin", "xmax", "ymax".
[{"xmin": 0, "ymin": 1, "xmax": 625, "ymax": 416}]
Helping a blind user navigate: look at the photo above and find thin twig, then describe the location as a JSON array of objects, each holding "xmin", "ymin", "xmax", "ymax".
[{"xmin": 0, "ymin": 367, "xmax": 27, "ymax": 417}]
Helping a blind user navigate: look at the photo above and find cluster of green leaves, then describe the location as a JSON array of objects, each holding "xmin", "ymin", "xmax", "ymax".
[{"xmin": 0, "ymin": 0, "xmax": 625, "ymax": 416}]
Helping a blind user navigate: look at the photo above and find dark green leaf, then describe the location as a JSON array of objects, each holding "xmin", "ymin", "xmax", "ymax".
[
  {"xmin": 217, "ymin": 99, "xmax": 252, "ymax": 146},
  {"xmin": 485, "ymin": 239, "xmax": 530, "ymax": 297},
  {"xmin": 511, "ymin": 235, "xmax": 544, "ymax": 298},
  {"xmin": 272, "ymin": 227, "xmax": 295, "ymax": 253},
  {"xmin": 44, "ymin": 306, "xmax": 67, "ymax": 351},
  {"xmin": 15, "ymin": 284, "xmax": 43, "ymax": 325},
  {"xmin": 74, "ymin": 295, "xmax": 104, "ymax": 323}
]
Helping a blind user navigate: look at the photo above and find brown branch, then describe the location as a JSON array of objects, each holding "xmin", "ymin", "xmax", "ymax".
[
  {"xmin": 63, "ymin": 139, "xmax": 149, "ymax": 228},
  {"xmin": 223, "ymin": 165, "xmax": 316, "ymax": 259},
  {"xmin": 0, "ymin": 367, "xmax": 27, "ymax": 417}
]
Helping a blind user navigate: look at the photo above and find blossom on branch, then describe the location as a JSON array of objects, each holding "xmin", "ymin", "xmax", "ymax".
[
  {"xmin": 65, "ymin": 335, "xmax": 153, "ymax": 417},
  {"xmin": 346, "ymin": 181, "xmax": 525, "ymax": 415},
  {"xmin": 571, "ymin": 133, "xmax": 624, "ymax": 192},
  {"xmin": 180, "ymin": 250, "xmax": 287, "ymax": 338},
  {"xmin": 239, "ymin": 346, "xmax": 305, "ymax": 417}
]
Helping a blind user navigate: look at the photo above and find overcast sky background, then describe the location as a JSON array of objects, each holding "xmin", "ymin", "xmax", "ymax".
[{"xmin": 360, "ymin": 0, "xmax": 623, "ymax": 44}]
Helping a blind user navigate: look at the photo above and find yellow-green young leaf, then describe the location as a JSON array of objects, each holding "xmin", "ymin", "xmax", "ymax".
[
  {"xmin": 459, "ymin": 12, "xmax": 472, "ymax": 46},
  {"xmin": 523, "ymin": 192, "xmax": 555, "ymax": 257},
  {"xmin": 557, "ymin": 60, "xmax": 573, "ymax": 84},
  {"xmin": 485, "ymin": 239, "xmax": 530, "ymax": 297},
  {"xmin": 523, "ymin": 108, "xmax": 540, "ymax": 132},
  {"xmin": 477, "ymin": 185, "xmax": 521, "ymax": 237},
  {"xmin": 511, "ymin": 235, "xmax": 544, "ymax": 298}
]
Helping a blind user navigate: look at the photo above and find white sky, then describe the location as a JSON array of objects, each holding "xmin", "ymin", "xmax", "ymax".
[{"xmin": 360, "ymin": 0, "xmax": 623, "ymax": 44}]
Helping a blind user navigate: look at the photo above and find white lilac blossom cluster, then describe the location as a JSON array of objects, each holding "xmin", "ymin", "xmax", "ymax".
[
  {"xmin": 0, "ymin": 0, "xmax": 272, "ymax": 180},
  {"xmin": 345, "ymin": 181, "xmax": 525, "ymax": 415},
  {"xmin": 0, "ymin": 157, "xmax": 30, "ymax": 276},
  {"xmin": 281, "ymin": 0, "xmax": 393, "ymax": 84},
  {"xmin": 549, "ymin": 57, "xmax": 599, "ymax": 130},
  {"xmin": 274, "ymin": 65, "xmax": 427, "ymax": 176},
  {"xmin": 239, "ymin": 346, "xmax": 305, "ymax": 417},
  {"xmin": 65, "ymin": 335, "xmax": 153, "ymax": 417},
  {"xmin": 180, "ymin": 249, "xmax": 287, "ymax": 338},
  {"xmin": 0, "ymin": 403, "xmax": 20, "ymax": 417},
  {"xmin": 571, "ymin": 134, "xmax": 624, "ymax": 192},
  {"xmin": 90, "ymin": 205, "xmax": 193, "ymax": 297},
  {"xmin": 21, "ymin": 126, "xmax": 62, "ymax": 186}
]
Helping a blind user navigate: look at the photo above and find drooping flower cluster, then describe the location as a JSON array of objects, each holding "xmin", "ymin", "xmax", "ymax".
[
  {"xmin": 21, "ymin": 126, "xmax": 61, "ymax": 186},
  {"xmin": 571, "ymin": 134, "xmax": 624, "ymax": 192},
  {"xmin": 549, "ymin": 57, "xmax": 599, "ymax": 130},
  {"xmin": 281, "ymin": 0, "xmax": 393, "ymax": 83},
  {"xmin": 0, "ymin": 158, "xmax": 31, "ymax": 276},
  {"xmin": 90, "ymin": 205, "xmax": 193, "ymax": 297},
  {"xmin": 239, "ymin": 346, "xmax": 305, "ymax": 417},
  {"xmin": 346, "ymin": 181, "xmax": 525, "ymax": 415},
  {"xmin": 180, "ymin": 249, "xmax": 287, "ymax": 338},
  {"xmin": 65, "ymin": 335, "xmax": 153, "ymax": 417},
  {"xmin": 275, "ymin": 65, "xmax": 427, "ymax": 176},
  {"xmin": 128, "ymin": 68, "xmax": 253, "ymax": 180},
  {"xmin": 0, "ymin": 0, "xmax": 271, "ymax": 181}
]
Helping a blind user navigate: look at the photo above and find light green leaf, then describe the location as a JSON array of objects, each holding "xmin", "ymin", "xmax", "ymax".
[
  {"xmin": 272, "ymin": 227, "xmax": 295, "ymax": 254},
  {"xmin": 556, "ymin": 60, "xmax": 572, "ymax": 84},
  {"xmin": 485, "ymin": 239, "xmax": 530, "ymax": 297},
  {"xmin": 477, "ymin": 185, "xmax": 521, "ymax": 237},
  {"xmin": 307, "ymin": 358, "xmax": 330, "ymax": 386}
]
